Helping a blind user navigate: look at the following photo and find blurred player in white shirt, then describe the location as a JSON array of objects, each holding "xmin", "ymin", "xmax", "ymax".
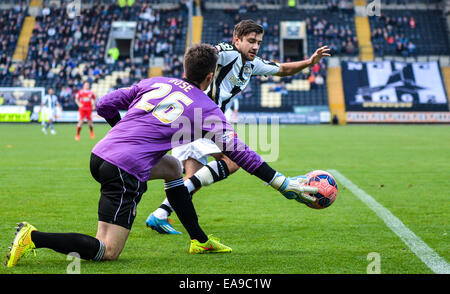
[{"xmin": 41, "ymin": 88, "xmax": 60, "ymax": 135}]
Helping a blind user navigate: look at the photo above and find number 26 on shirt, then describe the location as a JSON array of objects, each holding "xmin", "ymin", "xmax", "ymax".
[{"xmin": 135, "ymin": 82, "xmax": 193, "ymax": 124}]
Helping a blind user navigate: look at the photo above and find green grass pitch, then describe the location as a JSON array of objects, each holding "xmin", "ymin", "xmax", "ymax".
[{"xmin": 0, "ymin": 123, "xmax": 448, "ymax": 274}]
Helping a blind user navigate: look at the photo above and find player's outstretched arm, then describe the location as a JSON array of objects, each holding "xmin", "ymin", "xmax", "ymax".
[
  {"xmin": 275, "ymin": 46, "xmax": 331, "ymax": 77},
  {"xmin": 223, "ymin": 139, "xmax": 317, "ymax": 204},
  {"xmin": 203, "ymin": 115, "xmax": 318, "ymax": 205},
  {"xmin": 253, "ymin": 163, "xmax": 318, "ymax": 204}
]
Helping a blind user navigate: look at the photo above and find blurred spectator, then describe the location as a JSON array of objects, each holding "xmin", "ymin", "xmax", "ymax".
[
  {"xmin": 42, "ymin": 6, "xmax": 50, "ymax": 17},
  {"xmin": 279, "ymin": 81, "xmax": 288, "ymax": 96},
  {"xmin": 311, "ymin": 62, "xmax": 321, "ymax": 75},
  {"xmin": 345, "ymin": 40, "xmax": 356, "ymax": 54},
  {"xmin": 315, "ymin": 74, "xmax": 324, "ymax": 86},
  {"xmin": 28, "ymin": 94, "xmax": 41, "ymax": 106},
  {"xmin": 409, "ymin": 17, "xmax": 416, "ymax": 29},
  {"xmin": 407, "ymin": 41, "xmax": 416, "ymax": 56},
  {"xmin": 238, "ymin": 1, "xmax": 247, "ymax": 14},
  {"xmin": 108, "ymin": 47, "xmax": 120, "ymax": 63},
  {"xmin": 271, "ymin": 81, "xmax": 288, "ymax": 96},
  {"xmin": 308, "ymin": 73, "xmax": 316, "ymax": 89}
]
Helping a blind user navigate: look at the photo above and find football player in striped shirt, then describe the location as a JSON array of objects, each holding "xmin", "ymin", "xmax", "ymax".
[
  {"xmin": 146, "ymin": 19, "xmax": 331, "ymax": 234},
  {"xmin": 41, "ymin": 87, "xmax": 60, "ymax": 135}
]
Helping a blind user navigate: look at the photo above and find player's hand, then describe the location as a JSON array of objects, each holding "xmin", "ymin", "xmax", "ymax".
[
  {"xmin": 279, "ymin": 176, "xmax": 318, "ymax": 205},
  {"xmin": 309, "ymin": 46, "xmax": 331, "ymax": 66}
]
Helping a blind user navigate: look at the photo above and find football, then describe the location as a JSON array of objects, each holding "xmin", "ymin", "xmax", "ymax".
[{"xmin": 303, "ymin": 170, "xmax": 338, "ymax": 209}]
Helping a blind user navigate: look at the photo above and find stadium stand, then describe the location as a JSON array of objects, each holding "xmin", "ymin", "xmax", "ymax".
[
  {"xmin": 202, "ymin": 6, "xmax": 358, "ymax": 59},
  {"xmin": 0, "ymin": 4, "xmax": 27, "ymax": 87},
  {"xmin": 1, "ymin": 1, "xmax": 188, "ymax": 109},
  {"xmin": 201, "ymin": 5, "xmax": 349, "ymax": 111},
  {"xmin": 369, "ymin": 10, "xmax": 450, "ymax": 57}
]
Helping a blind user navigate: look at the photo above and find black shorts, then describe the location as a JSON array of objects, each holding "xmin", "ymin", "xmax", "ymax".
[{"xmin": 90, "ymin": 153, "xmax": 147, "ymax": 230}]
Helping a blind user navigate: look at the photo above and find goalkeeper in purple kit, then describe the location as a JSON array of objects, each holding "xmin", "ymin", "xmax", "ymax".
[{"xmin": 5, "ymin": 44, "xmax": 317, "ymax": 267}]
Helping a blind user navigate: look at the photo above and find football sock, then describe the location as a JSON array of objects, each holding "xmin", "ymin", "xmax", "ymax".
[
  {"xmin": 153, "ymin": 199, "xmax": 172, "ymax": 219},
  {"xmin": 76, "ymin": 126, "xmax": 81, "ymax": 135},
  {"xmin": 49, "ymin": 122, "xmax": 54, "ymax": 131},
  {"xmin": 164, "ymin": 178, "xmax": 208, "ymax": 243},
  {"xmin": 156, "ymin": 160, "xmax": 230, "ymax": 219},
  {"xmin": 207, "ymin": 160, "xmax": 230, "ymax": 182},
  {"xmin": 31, "ymin": 231, "xmax": 105, "ymax": 261},
  {"xmin": 184, "ymin": 179, "xmax": 197, "ymax": 194},
  {"xmin": 186, "ymin": 160, "xmax": 230, "ymax": 191},
  {"xmin": 89, "ymin": 125, "xmax": 94, "ymax": 132}
]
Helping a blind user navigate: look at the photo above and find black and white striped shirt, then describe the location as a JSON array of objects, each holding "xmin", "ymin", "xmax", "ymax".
[
  {"xmin": 42, "ymin": 94, "xmax": 59, "ymax": 110},
  {"xmin": 208, "ymin": 42, "xmax": 280, "ymax": 112}
]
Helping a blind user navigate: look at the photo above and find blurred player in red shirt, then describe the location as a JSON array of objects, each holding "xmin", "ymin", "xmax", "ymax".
[{"xmin": 75, "ymin": 81, "xmax": 96, "ymax": 140}]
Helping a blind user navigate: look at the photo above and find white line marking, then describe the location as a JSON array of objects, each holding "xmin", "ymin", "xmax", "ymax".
[{"xmin": 329, "ymin": 169, "xmax": 450, "ymax": 274}]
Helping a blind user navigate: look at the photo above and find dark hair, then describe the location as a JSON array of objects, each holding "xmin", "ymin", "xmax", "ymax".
[
  {"xmin": 233, "ymin": 19, "xmax": 264, "ymax": 41},
  {"xmin": 183, "ymin": 43, "xmax": 218, "ymax": 85}
]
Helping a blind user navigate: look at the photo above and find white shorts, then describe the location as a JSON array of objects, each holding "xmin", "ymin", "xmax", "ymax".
[
  {"xmin": 171, "ymin": 138, "xmax": 221, "ymax": 165},
  {"xmin": 42, "ymin": 108, "xmax": 56, "ymax": 122}
]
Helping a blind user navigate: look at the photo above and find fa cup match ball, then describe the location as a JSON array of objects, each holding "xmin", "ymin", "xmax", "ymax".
[{"xmin": 304, "ymin": 170, "xmax": 338, "ymax": 209}]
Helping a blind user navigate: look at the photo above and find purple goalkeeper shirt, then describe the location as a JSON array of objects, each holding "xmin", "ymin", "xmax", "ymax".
[{"xmin": 92, "ymin": 76, "xmax": 264, "ymax": 182}]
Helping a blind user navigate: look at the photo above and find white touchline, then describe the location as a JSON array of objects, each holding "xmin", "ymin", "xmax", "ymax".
[{"xmin": 328, "ymin": 169, "xmax": 450, "ymax": 274}]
